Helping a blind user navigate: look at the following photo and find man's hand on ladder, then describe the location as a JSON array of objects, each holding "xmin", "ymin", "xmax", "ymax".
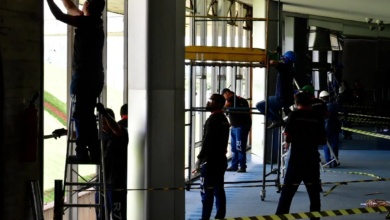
[{"xmin": 96, "ymin": 102, "xmax": 107, "ymax": 116}]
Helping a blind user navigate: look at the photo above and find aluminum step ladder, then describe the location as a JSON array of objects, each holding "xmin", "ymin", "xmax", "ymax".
[{"xmin": 54, "ymin": 95, "xmax": 108, "ymax": 220}]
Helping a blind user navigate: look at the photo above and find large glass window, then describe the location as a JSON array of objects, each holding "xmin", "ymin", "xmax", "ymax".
[
  {"xmin": 44, "ymin": 0, "xmax": 253, "ymax": 185},
  {"xmin": 184, "ymin": 0, "xmax": 253, "ymax": 179}
]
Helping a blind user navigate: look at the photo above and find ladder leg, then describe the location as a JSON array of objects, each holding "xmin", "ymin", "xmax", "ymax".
[
  {"xmin": 61, "ymin": 95, "xmax": 108, "ymax": 219},
  {"xmin": 96, "ymin": 97, "xmax": 109, "ymax": 220}
]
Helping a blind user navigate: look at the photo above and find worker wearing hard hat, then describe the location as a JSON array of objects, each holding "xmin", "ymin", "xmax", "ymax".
[
  {"xmin": 255, "ymin": 51, "xmax": 296, "ymax": 129},
  {"xmin": 319, "ymin": 90, "xmax": 341, "ymax": 168}
]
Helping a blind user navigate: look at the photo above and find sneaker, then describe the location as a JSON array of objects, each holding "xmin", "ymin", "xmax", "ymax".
[
  {"xmin": 226, "ymin": 167, "xmax": 238, "ymax": 171},
  {"xmin": 333, "ymin": 162, "xmax": 340, "ymax": 167},
  {"xmin": 237, "ymin": 168, "xmax": 246, "ymax": 173},
  {"xmin": 267, "ymin": 120, "xmax": 286, "ymax": 129}
]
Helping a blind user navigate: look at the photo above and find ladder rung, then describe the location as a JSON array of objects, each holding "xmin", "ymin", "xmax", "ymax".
[
  {"xmin": 62, "ymin": 95, "xmax": 108, "ymax": 216},
  {"xmin": 64, "ymin": 182, "xmax": 101, "ymax": 186},
  {"xmin": 64, "ymin": 204, "xmax": 101, "ymax": 208},
  {"xmin": 66, "ymin": 160, "xmax": 101, "ymax": 165}
]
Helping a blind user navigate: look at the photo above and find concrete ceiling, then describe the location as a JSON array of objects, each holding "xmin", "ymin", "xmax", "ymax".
[
  {"xmin": 274, "ymin": 0, "xmax": 390, "ymax": 25},
  {"xmin": 107, "ymin": 0, "xmax": 390, "ymax": 25}
]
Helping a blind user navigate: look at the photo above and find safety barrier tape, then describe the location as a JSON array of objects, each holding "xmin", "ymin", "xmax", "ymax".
[
  {"xmin": 321, "ymin": 171, "xmax": 384, "ymax": 196},
  {"xmin": 341, "ymin": 127, "xmax": 390, "ymax": 139},
  {"xmin": 344, "ymin": 117, "xmax": 390, "ymax": 126},
  {"xmin": 342, "ymin": 104, "xmax": 376, "ymax": 109},
  {"xmin": 343, "ymin": 112, "xmax": 390, "ymax": 120},
  {"xmin": 67, "ymin": 177, "xmax": 390, "ymax": 193},
  {"xmin": 217, "ymin": 206, "xmax": 390, "ymax": 220}
]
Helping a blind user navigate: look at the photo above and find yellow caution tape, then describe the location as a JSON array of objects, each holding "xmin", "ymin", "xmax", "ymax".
[
  {"xmin": 67, "ymin": 177, "xmax": 390, "ymax": 194},
  {"xmin": 218, "ymin": 206, "xmax": 390, "ymax": 220},
  {"xmin": 345, "ymin": 112, "xmax": 390, "ymax": 120},
  {"xmin": 342, "ymin": 127, "xmax": 390, "ymax": 140},
  {"xmin": 345, "ymin": 117, "xmax": 390, "ymax": 126}
]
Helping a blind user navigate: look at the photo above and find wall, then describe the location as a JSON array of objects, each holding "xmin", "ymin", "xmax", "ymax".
[
  {"xmin": 44, "ymin": 192, "xmax": 96, "ymax": 220},
  {"xmin": 343, "ymin": 39, "xmax": 390, "ymax": 104},
  {"xmin": 0, "ymin": 0, "xmax": 44, "ymax": 219}
]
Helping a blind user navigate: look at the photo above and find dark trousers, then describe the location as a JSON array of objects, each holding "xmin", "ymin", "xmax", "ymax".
[
  {"xmin": 323, "ymin": 134, "xmax": 339, "ymax": 165},
  {"xmin": 95, "ymin": 184, "xmax": 113, "ymax": 220},
  {"xmin": 230, "ymin": 125, "xmax": 250, "ymax": 169},
  {"xmin": 256, "ymin": 96, "xmax": 283, "ymax": 121},
  {"xmin": 200, "ymin": 162, "xmax": 227, "ymax": 220},
  {"xmin": 111, "ymin": 184, "xmax": 127, "ymax": 220},
  {"xmin": 276, "ymin": 161, "xmax": 321, "ymax": 220},
  {"xmin": 70, "ymin": 74, "xmax": 103, "ymax": 159},
  {"xmin": 95, "ymin": 183, "xmax": 127, "ymax": 220}
]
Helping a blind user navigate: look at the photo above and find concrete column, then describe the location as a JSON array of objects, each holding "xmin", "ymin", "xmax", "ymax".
[
  {"xmin": 285, "ymin": 16, "xmax": 309, "ymax": 86},
  {"xmin": 127, "ymin": 1, "xmax": 185, "ymax": 219},
  {"xmin": 0, "ymin": 2, "xmax": 43, "ymax": 220}
]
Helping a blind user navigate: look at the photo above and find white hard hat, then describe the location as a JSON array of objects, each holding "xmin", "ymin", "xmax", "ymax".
[{"xmin": 319, "ymin": 90, "xmax": 330, "ymax": 98}]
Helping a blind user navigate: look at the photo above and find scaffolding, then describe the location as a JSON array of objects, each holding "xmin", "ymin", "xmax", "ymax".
[{"xmin": 185, "ymin": 0, "xmax": 283, "ymax": 201}]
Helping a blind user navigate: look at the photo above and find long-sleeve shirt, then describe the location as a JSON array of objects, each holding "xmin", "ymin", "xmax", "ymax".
[
  {"xmin": 46, "ymin": 0, "xmax": 104, "ymax": 76},
  {"xmin": 284, "ymin": 109, "xmax": 326, "ymax": 164},
  {"xmin": 197, "ymin": 112, "xmax": 230, "ymax": 165},
  {"xmin": 275, "ymin": 59, "xmax": 294, "ymax": 107}
]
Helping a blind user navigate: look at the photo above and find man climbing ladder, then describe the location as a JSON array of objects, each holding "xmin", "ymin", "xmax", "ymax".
[{"xmin": 46, "ymin": 0, "xmax": 106, "ymax": 162}]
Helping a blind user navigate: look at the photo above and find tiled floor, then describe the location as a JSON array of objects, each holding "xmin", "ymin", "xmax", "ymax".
[{"xmin": 185, "ymin": 133, "xmax": 390, "ymax": 220}]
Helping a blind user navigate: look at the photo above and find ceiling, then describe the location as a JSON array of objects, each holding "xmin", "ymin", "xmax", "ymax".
[
  {"xmin": 108, "ymin": 0, "xmax": 390, "ymax": 24},
  {"xmin": 107, "ymin": 0, "xmax": 390, "ymax": 26},
  {"xmin": 272, "ymin": 0, "xmax": 390, "ymax": 25}
]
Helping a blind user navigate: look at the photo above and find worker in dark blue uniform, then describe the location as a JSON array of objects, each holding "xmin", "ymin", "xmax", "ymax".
[
  {"xmin": 276, "ymin": 92, "xmax": 326, "ymax": 220},
  {"xmin": 319, "ymin": 91, "xmax": 341, "ymax": 168},
  {"xmin": 47, "ymin": 0, "xmax": 105, "ymax": 162},
  {"xmin": 222, "ymin": 89, "xmax": 252, "ymax": 173},
  {"xmin": 194, "ymin": 94, "xmax": 230, "ymax": 220},
  {"xmin": 256, "ymin": 51, "xmax": 296, "ymax": 129}
]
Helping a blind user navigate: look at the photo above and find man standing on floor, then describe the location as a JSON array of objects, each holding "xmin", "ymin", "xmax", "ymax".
[
  {"xmin": 319, "ymin": 90, "xmax": 341, "ymax": 168},
  {"xmin": 96, "ymin": 103, "xmax": 128, "ymax": 220},
  {"xmin": 276, "ymin": 92, "xmax": 326, "ymax": 220},
  {"xmin": 194, "ymin": 94, "xmax": 230, "ymax": 220},
  {"xmin": 222, "ymin": 88, "xmax": 252, "ymax": 173},
  {"xmin": 46, "ymin": 0, "xmax": 105, "ymax": 162}
]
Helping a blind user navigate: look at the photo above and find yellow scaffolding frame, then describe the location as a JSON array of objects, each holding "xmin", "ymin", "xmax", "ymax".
[{"xmin": 185, "ymin": 46, "xmax": 266, "ymax": 63}]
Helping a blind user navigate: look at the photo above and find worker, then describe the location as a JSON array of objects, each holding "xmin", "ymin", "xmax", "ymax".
[
  {"xmin": 46, "ymin": 0, "xmax": 106, "ymax": 162},
  {"xmin": 256, "ymin": 51, "xmax": 296, "ymax": 129}
]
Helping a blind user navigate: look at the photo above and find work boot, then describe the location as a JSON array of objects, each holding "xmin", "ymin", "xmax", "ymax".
[
  {"xmin": 68, "ymin": 147, "xmax": 90, "ymax": 163},
  {"xmin": 89, "ymin": 150, "xmax": 101, "ymax": 164},
  {"xmin": 237, "ymin": 168, "xmax": 246, "ymax": 173},
  {"xmin": 67, "ymin": 155, "xmax": 91, "ymax": 164},
  {"xmin": 226, "ymin": 167, "xmax": 238, "ymax": 171}
]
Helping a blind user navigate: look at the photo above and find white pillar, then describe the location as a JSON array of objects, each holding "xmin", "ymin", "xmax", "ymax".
[{"xmin": 127, "ymin": 1, "xmax": 185, "ymax": 219}]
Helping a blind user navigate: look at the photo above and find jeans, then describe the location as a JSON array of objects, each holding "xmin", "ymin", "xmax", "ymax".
[
  {"xmin": 200, "ymin": 162, "xmax": 227, "ymax": 220},
  {"xmin": 95, "ymin": 182, "xmax": 127, "ymax": 220},
  {"xmin": 323, "ymin": 134, "xmax": 339, "ymax": 165},
  {"xmin": 256, "ymin": 96, "xmax": 283, "ymax": 121},
  {"xmin": 70, "ymin": 72, "xmax": 104, "ymax": 159},
  {"xmin": 229, "ymin": 125, "xmax": 251, "ymax": 169},
  {"xmin": 95, "ymin": 184, "xmax": 113, "ymax": 220}
]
